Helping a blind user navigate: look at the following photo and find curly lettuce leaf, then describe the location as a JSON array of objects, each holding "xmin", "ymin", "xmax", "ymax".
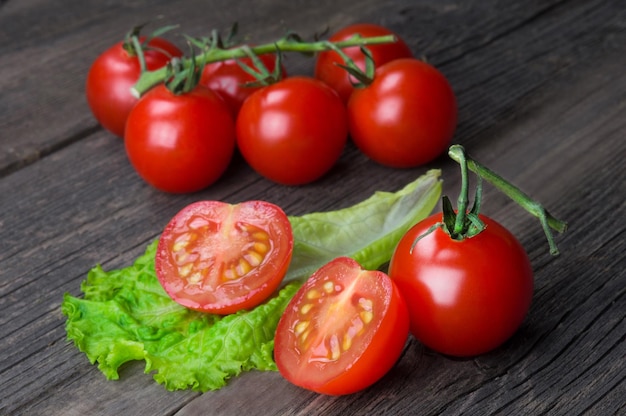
[{"xmin": 62, "ymin": 170, "xmax": 441, "ymax": 392}]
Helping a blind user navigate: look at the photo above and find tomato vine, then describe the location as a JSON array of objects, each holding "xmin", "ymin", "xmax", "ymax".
[{"xmin": 131, "ymin": 32, "xmax": 398, "ymax": 97}]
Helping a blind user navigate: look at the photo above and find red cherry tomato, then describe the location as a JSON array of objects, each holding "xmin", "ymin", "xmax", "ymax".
[
  {"xmin": 348, "ymin": 58, "xmax": 458, "ymax": 168},
  {"xmin": 315, "ymin": 23, "xmax": 413, "ymax": 103},
  {"xmin": 275, "ymin": 257, "xmax": 410, "ymax": 395},
  {"xmin": 86, "ymin": 36, "xmax": 183, "ymax": 138},
  {"xmin": 200, "ymin": 53, "xmax": 286, "ymax": 116},
  {"xmin": 155, "ymin": 200, "xmax": 294, "ymax": 315},
  {"xmin": 125, "ymin": 84, "xmax": 235, "ymax": 193},
  {"xmin": 388, "ymin": 213, "xmax": 534, "ymax": 357},
  {"xmin": 236, "ymin": 76, "xmax": 348, "ymax": 185}
]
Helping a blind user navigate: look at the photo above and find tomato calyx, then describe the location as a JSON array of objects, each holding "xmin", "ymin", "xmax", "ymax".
[
  {"xmin": 323, "ymin": 38, "xmax": 377, "ymax": 88},
  {"xmin": 122, "ymin": 24, "xmax": 180, "ymax": 72},
  {"xmin": 413, "ymin": 145, "xmax": 568, "ymax": 255}
]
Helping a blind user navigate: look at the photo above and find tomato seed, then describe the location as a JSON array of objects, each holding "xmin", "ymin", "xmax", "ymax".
[
  {"xmin": 360, "ymin": 311, "xmax": 373, "ymax": 324},
  {"xmin": 188, "ymin": 272, "xmax": 203, "ymax": 285},
  {"xmin": 300, "ymin": 303, "xmax": 313, "ymax": 314},
  {"xmin": 342, "ymin": 334, "xmax": 352, "ymax": 351},
  {"xmin": 244, "ymin": 251, "xmax": 263, "ymax": 267},
  {"xmin": 294, "ymin": 320, "xmax": 309, "ymax": 335},
  {"xmin": 330, "ymin": 334, "xmax": 340, "ymax": 361},
  {"xmin": 178, "ymin": 263, "xmax": 193, "ymax": 277},
  {"xmin": 172, "ymin": 239, "xmax": 189, "ymax": 252},
  {"xmin": 306, "ymin": 289, "xmax": 321, "ymax": 299},
  {"xmin": 358, "ymin": 297, "xmax": 373, "ymax": 311},
  {"xmin": 236, "ymin": 258, "xmax": 252, "ymax": 276}
]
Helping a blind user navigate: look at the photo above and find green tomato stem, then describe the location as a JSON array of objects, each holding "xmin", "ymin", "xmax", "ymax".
[
  {"xmin": 448, "ymin": 144, "xmax": 568, "ymax": 255},
  {"xmin": 130, "ymin": 34, "xmax": 397, "ymax": 98},
  {"xmin": 453, "ymin": 146, "xmax": 470, "ymax": 235}
]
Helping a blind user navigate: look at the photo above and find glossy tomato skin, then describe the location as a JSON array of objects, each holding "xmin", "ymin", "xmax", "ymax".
[
  {"xmin": 200, "ymin": 53, "xmax": 286, "ymax": 116},
  {"xmin": 125, "ymin": 84, "xmax": 235, "ymax": 193},
  {"xmin": 315, "ymin": 23, "xmax": 413, "ymax": 103},
  {"xmin": 86, "ymin": 37, "xmax": 183, "ymax": 138},
  {"xmin": 275, "ymin": 257, "xmax": 410, "ymax": 395},
  {"xmin": 348, "ymin": 58, "xmax": 457, "ymax": 168},
  {"xmin": 155, "ymin": 200, "xmax": 293, "ymax": 314},
  {"xmin": 388, "ymin": 213, "xmax": 534, "ymax": 357},
  {"xmin": 236, "ymin": 76, "xmax": 348, "ymax": 186}
]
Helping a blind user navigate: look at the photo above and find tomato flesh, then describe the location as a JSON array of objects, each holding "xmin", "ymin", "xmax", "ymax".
[
  {"xmin": 155, "ymin": 200, "xmax": 293, "ymax": 315},
  {"xmin": 275, "ymin": 257, "xmax": 409, "ymax": 395},
  {"xmin": 388, "ymin": 213, "xmax": 534, "ymax": 357}
]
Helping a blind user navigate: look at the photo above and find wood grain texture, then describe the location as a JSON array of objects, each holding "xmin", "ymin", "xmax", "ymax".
[{"xmin": 0, "ymin": 0, "xmax": 624, "ymax": 414}]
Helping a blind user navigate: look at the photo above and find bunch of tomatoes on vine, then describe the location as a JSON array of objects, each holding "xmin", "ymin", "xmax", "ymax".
[
  {"xmin": 85, "ymin": 21, "xmax": 570, "ymax": 396},
  {"xmin": 85, "ymin": 22, "xmax": 457, "ymax": 193}
]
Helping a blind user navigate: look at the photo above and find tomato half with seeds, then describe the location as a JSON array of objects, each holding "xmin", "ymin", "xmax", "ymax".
[
  {"xmin": 155, "ymin": 200, "xmax": 293, "ymax": 315},
  {"xmin": 274, "ymin": 257, "xmax": 409, "ymax": 395}
]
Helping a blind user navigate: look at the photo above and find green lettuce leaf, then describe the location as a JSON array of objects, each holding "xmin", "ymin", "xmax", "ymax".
[
  {"xmin": 285, "ymin": 169, "xmax": 442, "ymax": 283},
  {"xmin": 62, "ymin": 169, "xmax": 441, "ymax": 392}
]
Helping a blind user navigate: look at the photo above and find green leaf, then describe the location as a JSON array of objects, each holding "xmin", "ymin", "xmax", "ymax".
[
  {"xmin": 62, "ymin": 169, "xmax": 441, "ymax": 391},
  {"xmin": 285, "ymin": 169, "xmax": 442, "ymax": 282}
]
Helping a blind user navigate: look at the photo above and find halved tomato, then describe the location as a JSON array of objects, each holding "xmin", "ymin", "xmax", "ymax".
[
  {"xmin": 274, "ymin": 257, "xmax": 409, "ymax": 395},
  {"xmin": 155, "ymin": 200, "xmax": 293, "ymax": 315}
]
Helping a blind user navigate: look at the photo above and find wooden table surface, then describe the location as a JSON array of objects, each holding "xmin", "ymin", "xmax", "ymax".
[{"xmin": 1, "ymin": 0, "xmax": 625, "ymax": 415}]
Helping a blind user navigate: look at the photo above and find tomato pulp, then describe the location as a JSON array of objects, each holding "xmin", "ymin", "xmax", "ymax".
[
  {"xmin": 275, "ymin": 257, "xmax": 409, "ymax": 395},
  {"xmin": 388, "ymin": 213, "xmax": 534, "ymax": 357},
  {"xmin": 155, "ymin": 200, "xmax": 294, "ymax": 315}
]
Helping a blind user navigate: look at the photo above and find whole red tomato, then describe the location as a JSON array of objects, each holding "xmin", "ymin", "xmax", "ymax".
[
  {"xmin": 124, "ymin": 84, "xmax": 235, "ymax": 193},
  {"xmin": 200, "ymin": 53, "xmax": 285, "ymax": 116},
  {"xmin": 315, "ymin": 23, "xmax": 413, "ymax": 103},
  {"xmin": 86, "ymin": 36, "xmax": 183, "ymax": 138},
  {"xmin": 236, "ymin": 76, "xmax": 348, "ymax": 185},
  {"xmin": 348, "ymin": 58, "xmax": 457, "ymax": 168},
  {"xmin": 275, "ymin": 257, "xmax": 409, "ymax": 395},
  {"xmin": 388, "ymin": 213, "xmax": 534, "ymax": 357}
]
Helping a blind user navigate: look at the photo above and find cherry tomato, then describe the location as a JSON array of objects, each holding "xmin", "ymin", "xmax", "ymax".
[
  {"xmin": 388, "ymin": 213, "xmax": 534, "ymax": 357},
  {"xmin": 314, "ymin": 23, "xmax": 413, "ymax": 103},
  {"xmin": 86, "ymin": 36, "xmax": 183, "ymax": 138},
  {"xmin": 236, "ymin": 76, "xmax": 348, "ymax": 186},
  {"xmin": 200, "ymin": 53, "xmax": 286, "ymax": 116},
  {"xmin": 125, "ymin": 84, "xmax": 235, "ymax": 193},
  {"xmin": 348, "ymin": 58, "xmax": 458, "ymax": 168},
  {"xmin": 155, "ymin": 200, "xmax": 294, "ymax": 315},
  {"xmin": 275, "ymin": 257, "xmax": 410, "ymax": 395}
]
